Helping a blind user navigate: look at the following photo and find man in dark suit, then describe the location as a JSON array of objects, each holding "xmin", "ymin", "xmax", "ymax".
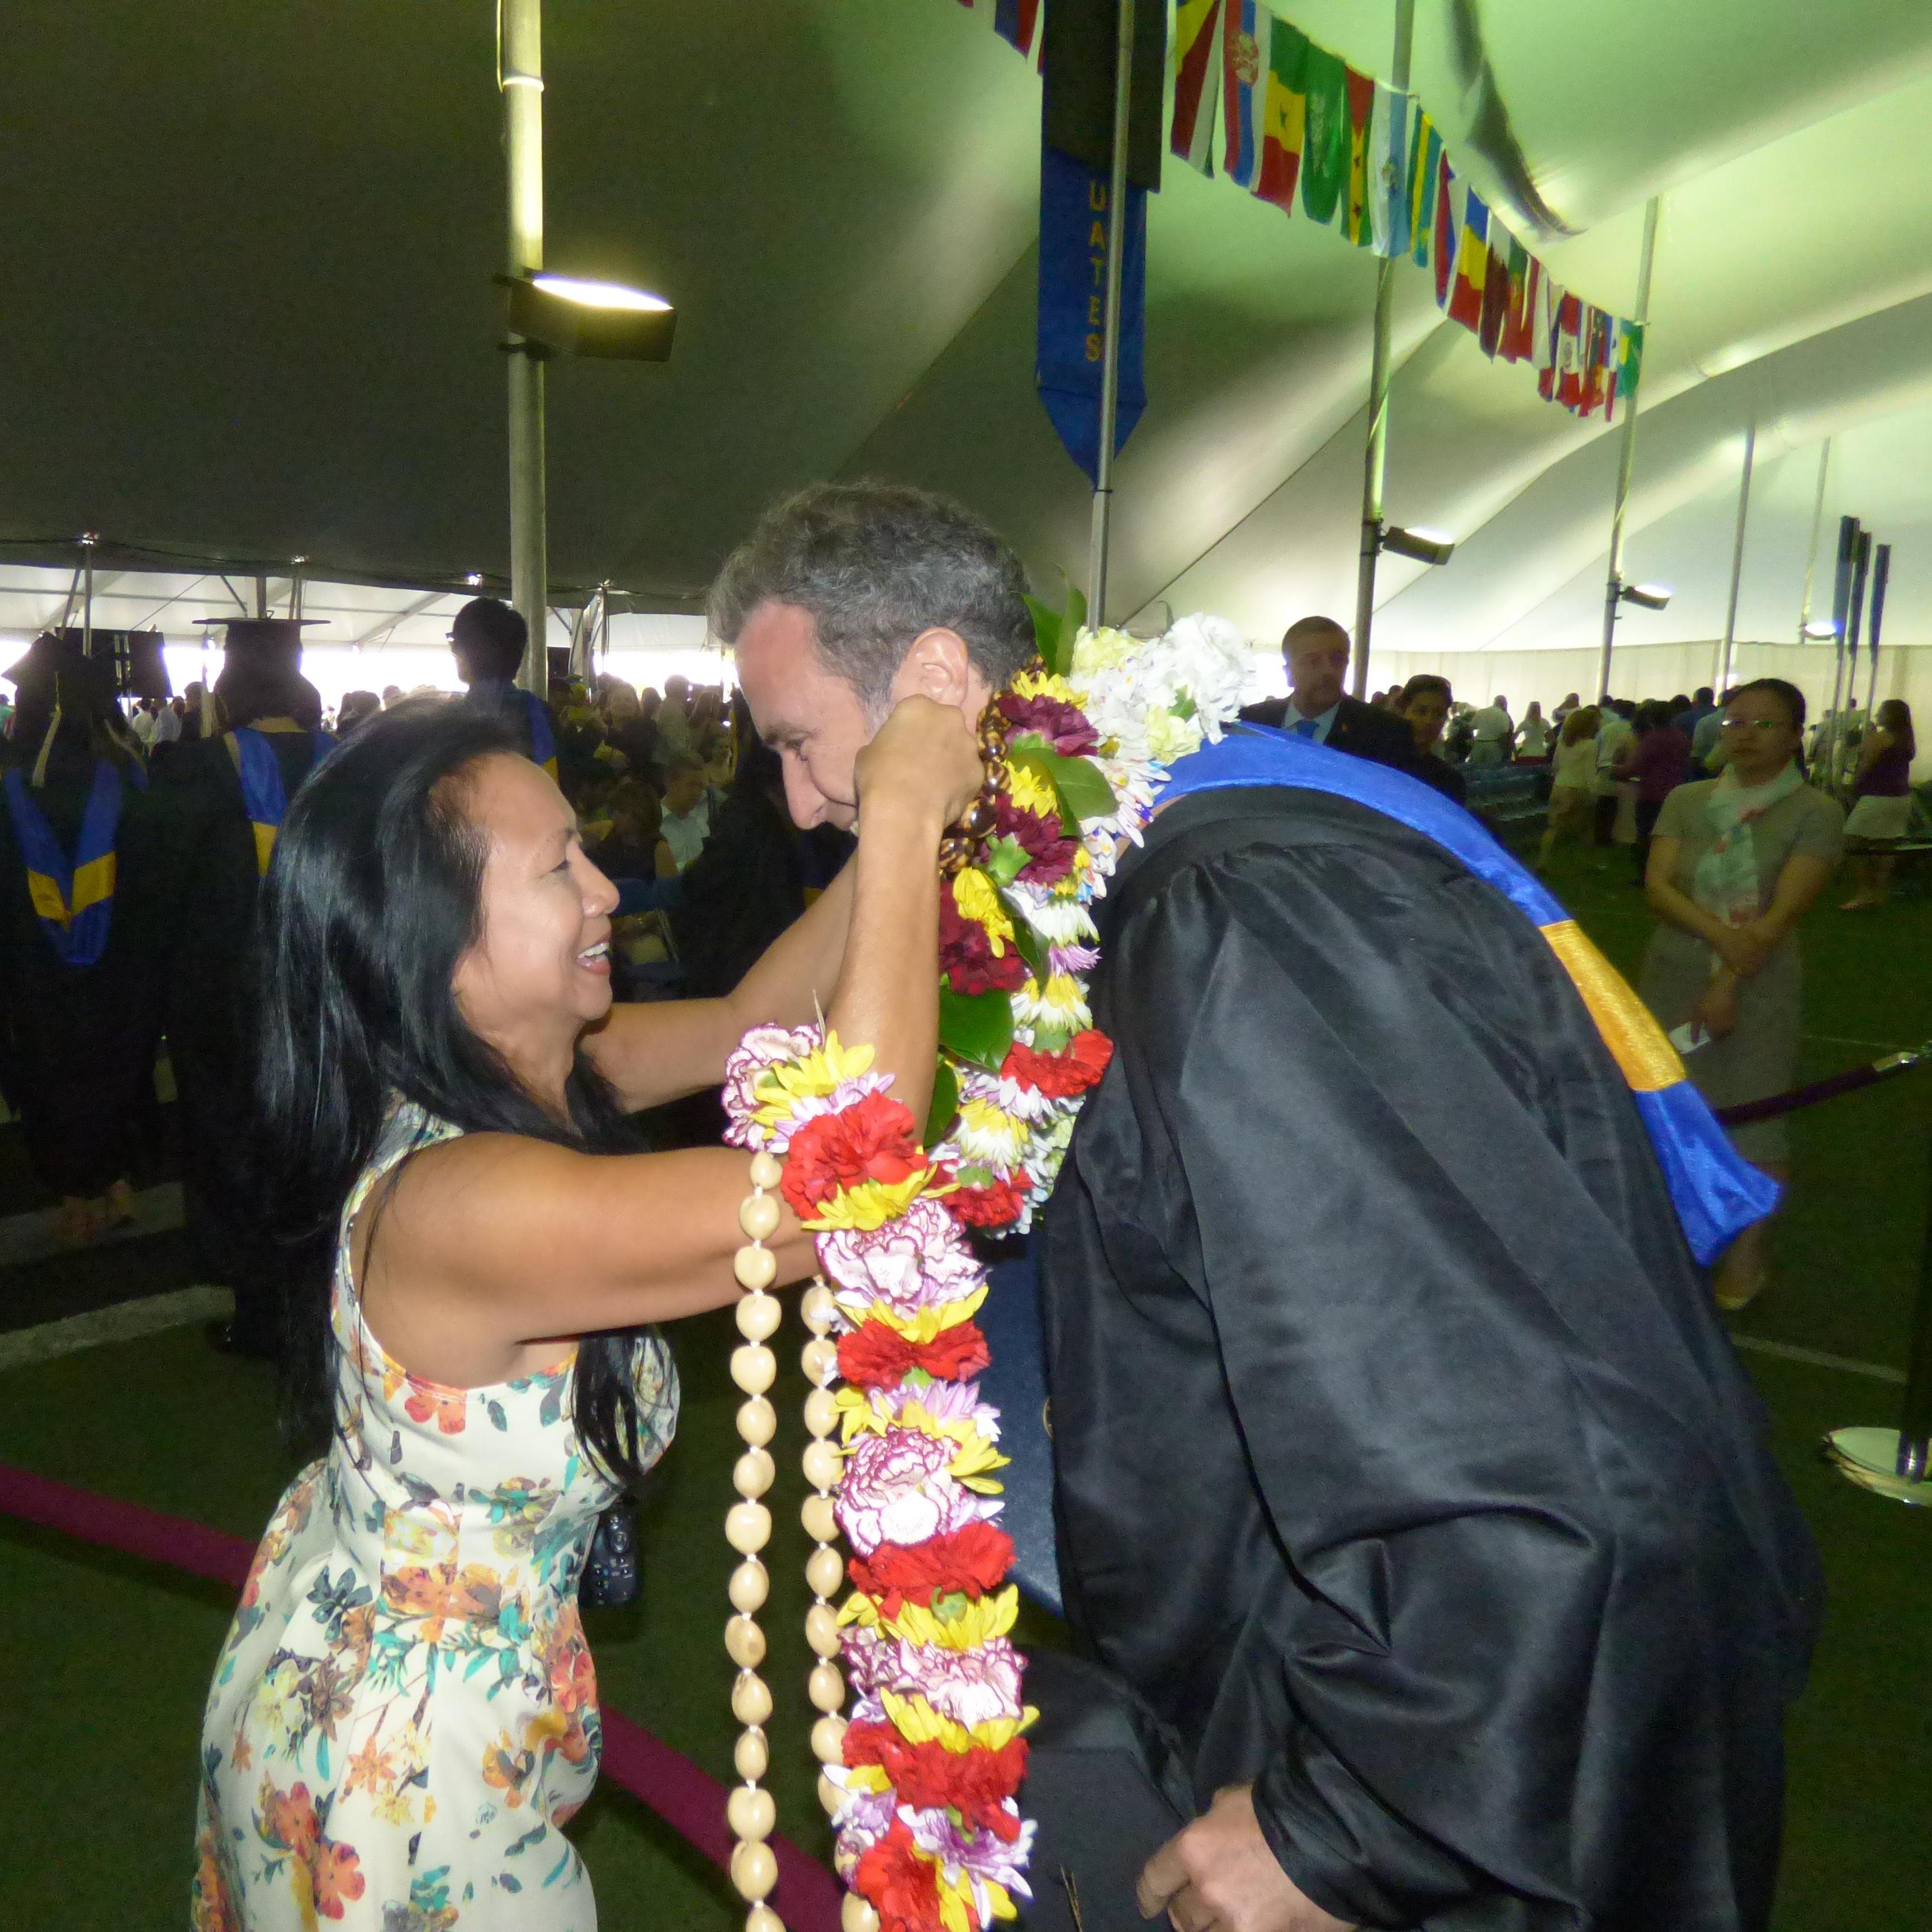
[{"xmin": 1240, "ymin": 615, "xmax": 1421, "ymax": 773}]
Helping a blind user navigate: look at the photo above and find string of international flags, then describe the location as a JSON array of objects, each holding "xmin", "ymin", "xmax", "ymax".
[{"xmin": 959, "ymin": 0, "xmax": 1644, "ymax": 421}]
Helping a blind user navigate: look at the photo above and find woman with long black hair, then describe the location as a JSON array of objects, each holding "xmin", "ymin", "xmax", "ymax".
[{"xmin": 192, "ymin": 694, "xmax": 978, "ymax": 1929}]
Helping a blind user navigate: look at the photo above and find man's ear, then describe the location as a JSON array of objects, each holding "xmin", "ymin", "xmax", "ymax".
[{"xmin": 893, "ymin": 628, "xmax": 976, "ymax": 709}]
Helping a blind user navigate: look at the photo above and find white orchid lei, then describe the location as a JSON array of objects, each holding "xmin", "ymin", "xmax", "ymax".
[{"xmin": 720, "ymin": 612, "xmax": 1250, "ymax": 1932}]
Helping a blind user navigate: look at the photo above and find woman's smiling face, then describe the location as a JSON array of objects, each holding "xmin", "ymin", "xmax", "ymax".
[{"xmin": 452, "ymin": 753, "xmax": 620, "ymax": 1054}]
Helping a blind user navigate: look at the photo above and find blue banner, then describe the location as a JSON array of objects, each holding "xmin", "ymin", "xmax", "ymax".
[{"xmin": 1035, "ymin": 138, "xmax": 1147, "ymax": 486}]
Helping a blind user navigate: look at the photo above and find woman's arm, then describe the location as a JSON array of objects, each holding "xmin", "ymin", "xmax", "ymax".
[
  {"xmin": 365, "ymin": 697, "xmax": 981, "ymax": 1381},
  {"xmin": 1644, "ymin": 836, "xmax": 1768, "ymax": 977},
  {"xmin": 1854, "ymin": 727, "xmax": 1891, "ymax": 780},
  {"xmin": 581, "ymin": 856, "xmax": 858, "ymax": 1110},
  {"xmin": 1748, "ymin": 852, "xmax": 1836, "ymax": 950}
]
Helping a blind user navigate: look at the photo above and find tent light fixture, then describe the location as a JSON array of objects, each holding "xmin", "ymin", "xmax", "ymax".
[
  {"xmin": 530, "ymin": 274, "xmax": 670, "ymax": 314},
  {"xmin": 1802, "ymin": 619, "xmax": 1838, "ymax": 640},
  {"xmin": 499, "ymin": 272, "xmax": 676, "ymax": 362},
  {"xmin": 1618, "ymin": 581, "xmax": 1672, "ymax": 611},
  {"xmin": 1380, "ymin": 524, "xmax": 1455, "ymax": 567}
]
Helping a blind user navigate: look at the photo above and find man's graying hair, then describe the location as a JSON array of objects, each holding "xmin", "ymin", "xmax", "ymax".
[{"xmin": 708, "ymin": 480, "xmax": 1036, "ymax": 711}]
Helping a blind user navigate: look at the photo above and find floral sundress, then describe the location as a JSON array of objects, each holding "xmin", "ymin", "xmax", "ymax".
[{"xmin": 192, "ymin": 1102, "xmax": 678, "ymax": 1930}]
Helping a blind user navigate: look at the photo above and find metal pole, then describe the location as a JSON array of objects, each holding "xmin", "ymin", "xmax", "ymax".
[
  {"xmin": 1864, "ymin": 543, "xmax": 1890, "ymax": 723},
  {"xmin": 1795, "ymin": 440, "xmax": 1831, "ymax": 646},
  {"xmin": 1822, "ymin": 515, "xmax": 1858, "ymax": 783},
  {"xmin": 1352, "ymin": 0, "xmax": 1416, "ymax": 700},
  {"xmin": 1594, "ymin": 196, "xmax": 1661, "ymax": 703},
  {"xmin": 289, "ymin": 557, "xmax": 307, "ymax": 621},
  {"xmin": 1085, "ymin": 0, "xmax": 1135, "ymax": 625},
  {"xmin": 80, "ymin": 534, "xmax": 96, "ymax": 659},
  {"xmin": 1830, "ymin": 530, "xmax": 1872, "ymax": 792},
  {"xmin": 501, "ymin": 0, "xmax": 548, "ymax": 695},
  {"xmin": 1896, "ymin": 1136, "xmax": 1932, "ymax": 1482},
  {"xmin": 1715, "ymin": 422, "xmax": 1755, "ymax": 695}
]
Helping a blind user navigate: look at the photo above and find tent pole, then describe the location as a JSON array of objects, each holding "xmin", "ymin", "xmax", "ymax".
[
  {"xmin": 80, "ymin": 534, "xmax": 96, "ymax": 660},
  {"xmin": 1795, "ymin": 439, "xmax": 1831, "ymax": 646},
  {"xmin": 501, "ymin": 0, "xmax": 548, "ymax": 696},
  {"xmin": 1715, "ymin": 421, "xmax": 1755, "ymax": 695},
  {"xmin": 289, "ymin": 557, "xmax": 306, "ymax": 622},
  {"xmin": 1351, "ymin": 0, "xmax": 1415, "ymax": 701},
  {"xmin": 1828, "ymin": 531, "xmax": 1872, "ymax": 789},
  {"xmin": 1864, "ymin": 543, "xmax": 1890, "ymax": 723},
  {"xmin": 1821, "ymin": 515, "xmax": 1858, "ymax": 785},
  {"xmin": 1594, "ymin": 195, "xmax": 1660, "ymax": 703},
  {"xmin": 1086, "ymin": 0, "xmax": 1135, "ymax": 627}
]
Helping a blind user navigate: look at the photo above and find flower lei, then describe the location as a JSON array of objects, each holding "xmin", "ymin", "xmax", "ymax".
[{"xmin": 722, "ymin": 613, "xmax": 1251, "ymax": 1932}]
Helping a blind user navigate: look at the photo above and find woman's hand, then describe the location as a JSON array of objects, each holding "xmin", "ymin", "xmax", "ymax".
[
  {"xmin": 1696, "ymin": 969, "xmax": 1741, "ymax": 1041},
  {"xmin": 854, "ymin": 694, "xmax": 985, "ymax": 837},
  {"xmin": 1712, "ymin": 925, "xmax": 1769, "ymax": 978}
]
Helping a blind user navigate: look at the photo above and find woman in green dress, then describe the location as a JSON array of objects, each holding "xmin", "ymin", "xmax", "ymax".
[
  {"xmin": 193, "ymin": 693, "xmax": 979, "ymax": 1929},
  {"xmin": 1638, "ymin": 679, "xmax": 1843, "ymax": 1310}
]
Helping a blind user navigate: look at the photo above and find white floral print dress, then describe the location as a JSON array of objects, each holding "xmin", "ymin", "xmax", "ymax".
[{"xmin": 193, "ymin": 1102, "xmax": 678, "ymax": 1930}]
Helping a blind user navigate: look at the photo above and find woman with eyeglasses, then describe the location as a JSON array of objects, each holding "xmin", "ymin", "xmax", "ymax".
[{"xmin": 1638, "ymin": 679, "xmax": 1843, "ymax": 1309}]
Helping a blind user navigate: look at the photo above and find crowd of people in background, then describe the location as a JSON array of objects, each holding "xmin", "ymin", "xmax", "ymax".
[
  {"xmin": 0, "ymin": 599, "xmax": 850, "ymax": 1342},
  {"xmin": 0, "ymin": 595, "xmax": 1922, "ymax": 1338}
]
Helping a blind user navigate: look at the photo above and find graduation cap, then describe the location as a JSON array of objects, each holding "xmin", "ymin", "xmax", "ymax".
[
  {"xmin": 199, "ymin": 616, "xmax": 327, "ymax": 728},
  {"xmin": 2, "ymin": 629, "xmax": 118, "ymax": 713}
]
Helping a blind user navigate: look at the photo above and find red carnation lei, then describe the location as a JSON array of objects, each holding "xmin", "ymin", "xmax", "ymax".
[
  {"xmin": 854, "ymin": 1819, "xmax": 943, "ymax": 1932},
  {"xmin": 837, "ymin": 1317, "xmax": 990, "ymax": 1390},
  {"xmin": 1001, "ymin": 1029, "xmax": 1112, "ymax": 1098},
  {"xmin": 780, "ymin": 1092, "xmax": 926, "ymax": 1219},
  {"xmin": 844, "ymin": 1720, "xmax": 1029, "ymax": 1841},
  {"xmin": 846, "ymin": 1520, "xmax": 1014, "ymax": 1617}
]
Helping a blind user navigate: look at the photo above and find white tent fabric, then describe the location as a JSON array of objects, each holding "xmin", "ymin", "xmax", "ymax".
[{"xmin": 4, "ymin": 2, "xmax": 1931, "ymax": 764}]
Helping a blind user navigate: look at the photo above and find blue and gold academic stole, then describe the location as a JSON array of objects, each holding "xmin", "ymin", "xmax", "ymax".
[
  {"xmin": 1158, "ymin": 724, "xmax": 1779, "ymax": 1265},
  {"xmin": 2, "ymin": 759, "xmax": 134, "ymax": 968},
  {"xmin": 521, "ymin": 690, "xmax": 558, "ymax": 778},
  {"xmin": 230, "ymin": 726, "xmax": 336, "ymax": 877}
]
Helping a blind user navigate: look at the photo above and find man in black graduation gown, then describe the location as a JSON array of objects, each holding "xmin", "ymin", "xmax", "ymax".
[
  {"xmin": 713, "ymin": 481, "xmax": 1821, "ymax": 1932},
  {"xmin": 152, "ymin": 619, "xmax": 330, "ymax": 1358}
]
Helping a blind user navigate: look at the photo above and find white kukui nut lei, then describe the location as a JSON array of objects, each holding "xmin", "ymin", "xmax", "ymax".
[{"xmin": 719, "ymin": 614, "xmax": 1249, "ymax": 1932}]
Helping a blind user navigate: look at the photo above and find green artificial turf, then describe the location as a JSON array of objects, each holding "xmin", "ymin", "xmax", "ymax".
[{"xmin": 2, "ymin": 851, "xmax": 1929, "ymax": 1928}]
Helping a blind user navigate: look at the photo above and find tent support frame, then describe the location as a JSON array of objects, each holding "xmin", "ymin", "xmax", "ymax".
[
  {"xmin": 1594, "ymin": 195, "xmax": 1661, "ymax": 702},
  {"xmin": 502, "ymin": 0, "xmax": 548, "ymax": 695},
  {"xmin": 1351, "ymin": 0, "xmax": 1416, "ymax": 699}
]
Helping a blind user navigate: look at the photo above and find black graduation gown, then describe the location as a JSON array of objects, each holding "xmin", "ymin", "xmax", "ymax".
[
  {"xmin": 669, "ymin": 786, "xmax": 806, "ymax": 999},
  {"xmin": 0, "ymin": 745, "xmax": 163, "ymax": 1197},
  {"xmin": 150, "ymin": 729, "xmax": 324, "ymax": 1350},
  {"xmin": 1034, "ymin": 785, "xmax": 1821, "ymax": 1932}
]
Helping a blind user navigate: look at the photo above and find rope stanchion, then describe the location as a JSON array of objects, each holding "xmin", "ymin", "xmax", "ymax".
[
  {"xmin": 1715, "ymin": 1039, "xmax": 1929, "ymax": 1129},
  {"xmin": 0, "ymin": 1460, "xmax": 844, "ymax": 1931},
  {"xmin": 1824, "ymin": 1128, "xmax": 1932, "ymax": 1507}
]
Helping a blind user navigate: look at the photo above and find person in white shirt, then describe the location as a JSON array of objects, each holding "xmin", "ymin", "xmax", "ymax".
[
  {"xmin": 1515, "ymin": 701, "xmax": 1552, "ymax": 761},
  {"xmin": 1592, "ymin": 700, "xmax": 1635, "ymax": 845},
  {"xmin": 1537, "ymin": 704, "xmax": 1600, "ymax": 872},
  {"xmin": 148, "ymin": 696, "xmax": 182, "ymax": 746},
  {"xmin": 1467, "ymin": 696, "xmax": 1514, "ymax": 765},
  {"xmin": 658, "ymin": 754, "xmax": 714, "ymax": 871}
]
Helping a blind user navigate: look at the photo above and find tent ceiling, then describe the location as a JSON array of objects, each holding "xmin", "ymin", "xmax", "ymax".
[{"xmin": 8, "ymin": 1, "xmax": 1932, "ymax": 653}]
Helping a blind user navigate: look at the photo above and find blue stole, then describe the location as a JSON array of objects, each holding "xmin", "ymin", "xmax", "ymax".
[
  {"xmin": 981, "ymin": 724, "xmax": 1777, "ymax": 1618},
  {"xmin": 467, "ymin": 680, "xmax": 557, "ymax": 777},
  {"xmin": 1156, "ymin": 725, "xmax": 1777, "ymax": 1263},
  {"xmin": 231, "ymin": 726, "xmax": 335, "ymax": 878},
  {"xmin": 3, "ymin": 759, "xmax": 140, "ymax": 968}
]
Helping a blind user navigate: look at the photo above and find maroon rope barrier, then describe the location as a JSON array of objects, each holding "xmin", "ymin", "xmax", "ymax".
[
  {"xmin": 1714, "ymin": 1041, "xmax": 1928, "ymax": 1129},
  {"xmin": 0, "ymin": 1462, "xmax": 842, "ymax": 1932}
]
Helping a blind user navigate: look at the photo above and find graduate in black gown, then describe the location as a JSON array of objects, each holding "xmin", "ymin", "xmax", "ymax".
[
  {"xmin": 1027, "ymin": 779, "xmax": 1821, "ymax": 1932},
  {"xmin": 152, "ymin": 619, "xmax": 333, "ymax": 1357},
  {"xmin": 711, "ymin": 479, "xmax": 1823, "ymax": 1932},
  {"xmin": 0, "ymin": 633, "xmax": 163, "ymax": 1240}
]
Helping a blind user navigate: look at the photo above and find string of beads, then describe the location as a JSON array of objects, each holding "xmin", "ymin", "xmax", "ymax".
[{"xmin": 725, "ymin": 1152, "xmax": 785, "ymax": 1932}]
